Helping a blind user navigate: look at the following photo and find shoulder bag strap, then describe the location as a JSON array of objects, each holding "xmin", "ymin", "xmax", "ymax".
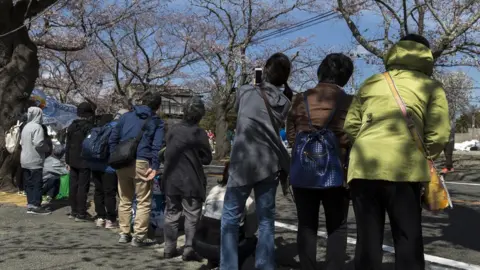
[
  {"xmin": 135, "ymin": 116, "xmax": 152, "ymax": 143},
  {"xmin": 383, "ymin": 72, "xmax": 430, "ymax": 160},
  {"xmin": 259, "ymin": 87, "xmax": 280, "ymax": 134}
]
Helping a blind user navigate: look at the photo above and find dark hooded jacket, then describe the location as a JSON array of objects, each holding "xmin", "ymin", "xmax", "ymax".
[
  {"xmin": 66, "ymin": 118, "xmax": 95, "ymax": 169},
  {"xmin": 162, "ymin": 98, "xmax": 212, "ymax": 200},
  {"xmin": 109, "ymin": 105, "xmax": 164, "ymax": 170}
]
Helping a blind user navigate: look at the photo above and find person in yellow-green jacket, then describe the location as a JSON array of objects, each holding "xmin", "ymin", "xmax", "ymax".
[{"xmin": 344, "ymin": 34, "xmax": 450, "ymax": 270}]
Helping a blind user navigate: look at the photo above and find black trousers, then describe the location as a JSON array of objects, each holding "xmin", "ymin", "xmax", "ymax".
[
  {"xmin": 293, "ymin": 187, "xmax": 349, "ymax": 270},
  {"xmin": 69, "ymin": 167, "xmax": 91, "ymax": 217},
  {"xmin": 350, "ymin": 179, "xmax": 425, "ymax": 270},
  {"xmin": 92, "ymin": 171, "xmax": 118, "ymax": 221},
  {"xmin": 43, "ymin": 177, "xmax": 60, "ymax": 199}
]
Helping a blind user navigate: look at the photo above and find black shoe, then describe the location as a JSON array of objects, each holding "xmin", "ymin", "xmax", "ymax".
[
  {"xmin": 182, "ymin": 250, "xmax": 203, "ymax": 262},
  {"xmin": 164, "ymin": 249, "xmax": 180, "ymax": 259},
  {"xmin": 27, "ymin": 207, "xmax": 52, "ymax": 215},
  {"xmin": 75, "ymin": 215, "xmax": 89, "ymax": 222}
]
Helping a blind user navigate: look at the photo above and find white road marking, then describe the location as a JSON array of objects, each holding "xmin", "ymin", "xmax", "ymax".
[
  {"xmin": 448, "ymin": 181, "xmax": 480, "ymax": 187},
  {"xmin": 274, "ymin": 221, "xmax": 480, "ymax": 270}
]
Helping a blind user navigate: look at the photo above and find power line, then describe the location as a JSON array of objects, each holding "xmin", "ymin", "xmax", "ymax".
[{"xmin": 253, "ymin": 11, "xmax": 337, "ymax": 43}]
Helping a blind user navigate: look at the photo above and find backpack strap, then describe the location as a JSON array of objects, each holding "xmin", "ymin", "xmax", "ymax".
[
  {"xmin": 303, "ymin": 91, "xmax": 341, "ymax": 130},
  {"xmin": 303, "ymin": 92, "xmax": 313, "ymax": 130}
]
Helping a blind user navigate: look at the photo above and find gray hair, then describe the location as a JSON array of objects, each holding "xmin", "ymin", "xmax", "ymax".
[
  {"xmin": 52, "ymin": 144, "xmax": 66, "ymax": 158},
  {"xmin": 183, "ymin": 96, "xmax": 205, "ymax": 124}
]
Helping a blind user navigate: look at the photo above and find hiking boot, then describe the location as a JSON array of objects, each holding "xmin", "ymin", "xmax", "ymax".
[
  {"xmin": 96, "ymin": 218, "xmax": 106, "ymax": 227},
  {"xmin": 75, "ymin": 215, "xmax": 89, "ymax": 222},
  {"xmin": 118, "ymin": 234, "xmax": 132, "ymax": 244},
  {"xmin": 27, "ymin": 207, "xmax": 52, "ymax": 215},
  {"xmin": 182, "ymin": 249, "xmax": 203, "ymax": 262},
  {"xmin": 131, "ymin": 237, "xmax": 156, "ymax": 247},
  {"xmin": 105, "ymin": 220, "xmax": 118, "ymax": 229}
]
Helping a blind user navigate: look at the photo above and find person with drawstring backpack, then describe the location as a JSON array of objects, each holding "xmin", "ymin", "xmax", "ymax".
[{"xmin": 287, "ymin": 53, "xmax": 354, "ymax": 270}]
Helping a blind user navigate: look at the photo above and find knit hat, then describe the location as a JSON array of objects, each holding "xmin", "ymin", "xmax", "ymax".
[
  {"xmin": 114, "ymin": 109, "xmax": 129, "ymax": 120},
  {"xmin": 77, "ymin": 102, "xmax": 95, "ymax": 118}
]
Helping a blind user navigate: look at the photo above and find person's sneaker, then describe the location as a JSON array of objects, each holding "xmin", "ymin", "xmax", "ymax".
[
  {"xmin": 27, "ymin": 207, "xmax": 52, "ymax": 215},
  {"xmin": 131, "ymin": 237, "xmax": 156, "ymax": 247},
  {"xmin": 41, "ymin": 196, "xmax": 53, "ymax": 206},
  {"xmin": 182, "ymin": 249, "xmax": 203, "ymax": 262},
  {"xmin": 95, "ymin": 218, "xmax": 106, "ymax": 227},
  {"xmin": 75, "ymin": 215, "xmax": 89, "ymax": 222},
  {"xmin": 118, "ymin": 234, "xmax": 132, "ymax": 244},
  {"xmin": 18, "ymin": 191, "xmax": 26, "ymax": 196},
  {"xmin": 68, "ymin": 213, "xmax": 76, "ymax": 219},
  {"xmin": 105, "ymin": 220, "xmax": 118, "ymax": 229}
]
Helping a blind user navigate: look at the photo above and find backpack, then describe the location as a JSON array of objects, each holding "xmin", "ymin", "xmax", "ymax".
[
  {"xmin": 5, "ymin": 121, "xmax": 22, "ymax": 154},
  {"xmin": 290, "ymin": 92, "xmax": 344, "ymax": 189},
  {"xmin": 81, "ymin": 122, "xmax": 115, "ymax": 161}
]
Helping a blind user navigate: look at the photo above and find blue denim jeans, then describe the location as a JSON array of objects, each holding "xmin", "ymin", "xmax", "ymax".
[
  {"xmin": 23, "ymin": 169, "xmax": 43, "ymax": 208},
  {"xmin": 221, "ymin": 178, "xmax": 278, "ymax": 270}
]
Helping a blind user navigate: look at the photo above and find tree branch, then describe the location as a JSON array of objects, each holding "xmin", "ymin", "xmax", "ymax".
[
  {"xmin": 33, "ymin": 39, "xmax": 87, "ymax": 52},
  {"xmin": 14, "ymin": 0, "xmax": 58, "ymax": 19},
  {"xmin": 337, "ymin": 0, "xmax": 384, "ymax": 59}
]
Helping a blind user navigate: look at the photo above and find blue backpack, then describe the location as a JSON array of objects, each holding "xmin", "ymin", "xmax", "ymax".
[
  {"xmin": 290, "ymin": 93, "xmax": 344, "ymax": 189},
  {"xmin": 81, "ymin": 122, "xmax": 116, "ymax": 161}
]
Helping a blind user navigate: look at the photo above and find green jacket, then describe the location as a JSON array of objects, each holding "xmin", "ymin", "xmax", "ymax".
[{"xmin": 344, "ymin": 41, "xmax": 450, "ymax": 183}]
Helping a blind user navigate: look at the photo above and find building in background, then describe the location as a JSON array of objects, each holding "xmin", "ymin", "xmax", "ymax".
[{"xmin": 128, "ymin": 84, "xmax": 200, "ymax": 121}]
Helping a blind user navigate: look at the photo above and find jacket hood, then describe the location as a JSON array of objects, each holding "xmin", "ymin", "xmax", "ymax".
[
  {"xmin": 27, "ymin": 107, "xmax": 43, "ymax": 124},
  {"xmin": 384, "ymin": 40, "xmax": 434, "ymax": 76},
  {"xmin": 133, "ymin": 105, "xmax": 153, "ymax": 119}
]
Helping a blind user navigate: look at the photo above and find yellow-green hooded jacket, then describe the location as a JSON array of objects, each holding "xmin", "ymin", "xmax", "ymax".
[{"xmin": 344, "ymin": 40, "xmax": 450, "ymax": 183}]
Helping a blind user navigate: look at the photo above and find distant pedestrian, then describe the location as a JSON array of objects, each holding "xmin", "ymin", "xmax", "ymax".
[
  {"xmin": 163, "ymin": 96, "xmax": 212, "ymax": 261},
  {"xmin": 221, "ymin": 53, "xmax": 292, "ymax": 270},
  {"xmin": 20, "ymin": 107, "xmax": 51, "ymax": 215},
  {"xmin": 66, "ymin": 102, "xmax": 95, "ymax": 222},
  {"xmin": 344, "ymin": 34, "xmax": 450, "ymax": 270}
]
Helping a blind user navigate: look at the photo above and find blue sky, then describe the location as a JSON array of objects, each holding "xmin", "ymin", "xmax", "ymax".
[{"xmin": 265, "ymin": 9, "xmax": 480, "ymax": 98}]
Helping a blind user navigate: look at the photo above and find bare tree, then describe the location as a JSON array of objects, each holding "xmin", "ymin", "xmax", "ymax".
[{"xmin": 336, "ymin": 0, "xmax": 480, "ymax": 67}]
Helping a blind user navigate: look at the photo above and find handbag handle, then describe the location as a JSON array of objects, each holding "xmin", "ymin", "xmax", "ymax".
[{"xmin": 383, "ymin": 72, "xmax": 434, "ymax": 165}]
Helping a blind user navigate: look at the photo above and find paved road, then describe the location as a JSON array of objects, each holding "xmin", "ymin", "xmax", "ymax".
[{"xmin": 0, "ymin": 172, "xmax": 479, "ymax": 270}]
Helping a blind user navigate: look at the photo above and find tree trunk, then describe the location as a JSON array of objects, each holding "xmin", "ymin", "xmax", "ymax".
[
  {"xmin": 214, "ymin": 104, "xmax": 230, "ymax": 160},
  {"xmin": 0, "ymin": 2, "xmax": 41, "ymax": 189}
]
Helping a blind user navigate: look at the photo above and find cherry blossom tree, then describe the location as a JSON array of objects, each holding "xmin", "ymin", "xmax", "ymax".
[
  {"xmin": 174, "ymin": 0, "xmax": 317, "ymax": 158},
  {"xmin": 335, "ymin": 0, "xmax": 480, "ymax": 68},
  {"xmin": 0, "ymin": 0, "xmax": 161, "ymax": 189},
  {"xmin": 435, "ymin": 71, "xmax": 474, "ymax": 168}
]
